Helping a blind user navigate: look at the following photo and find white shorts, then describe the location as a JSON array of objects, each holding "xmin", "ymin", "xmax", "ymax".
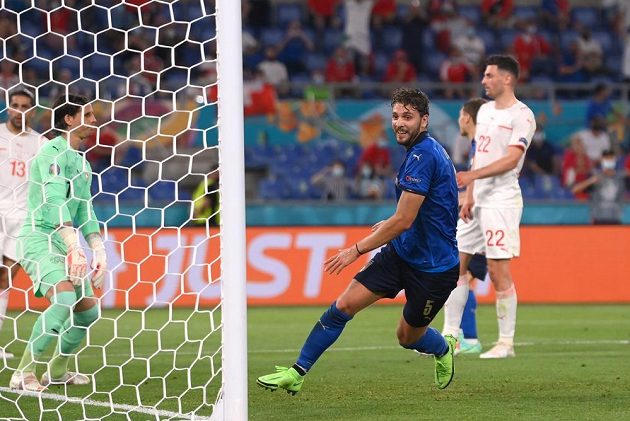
[
  {"xmin": 0, "ymin": 215, "xmax": 23, "ymax": 261},
  {"xmin": 456, "ymin": 207, "xmax": 522, "ymax": 259}
]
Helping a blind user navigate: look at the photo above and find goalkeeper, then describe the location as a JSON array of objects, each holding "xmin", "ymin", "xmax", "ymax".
[{"xmin": 9, "ymin": 94, "xmax": 106, "ymax": 392}]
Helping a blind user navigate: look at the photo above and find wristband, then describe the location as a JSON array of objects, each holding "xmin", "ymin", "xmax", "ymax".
[{"xmin": 355, "ymin": 243, "xmax": 364, "ymax": 255}]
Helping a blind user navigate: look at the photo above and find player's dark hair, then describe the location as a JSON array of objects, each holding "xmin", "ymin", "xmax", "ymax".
[
  {"xmin": 486, "ymin": 55, "xmax": 520, "ymax": 80},
  {"xmin": 462, "ymin": 98, "xmax": 487, "ymax": 124},
  {"xmin": 8, "ymin": 87, "xmax": 35, "ymax": 107},
  {"xmin": 53, "ymin": 94, "xmax": 89, "ymax": 131},
  {"xmin": 390, "ymin": 88, "xmax": 430, "ymax": 116}
]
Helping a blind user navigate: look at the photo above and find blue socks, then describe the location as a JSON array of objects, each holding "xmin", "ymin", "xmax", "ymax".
[
  {"xmin": 402, "ymin": 327, "xmax": 448, "ymax": 357},
  {"xmin": 294, "ymin": 302, "xmax": 352, "ymax": 375},
  {"xmin": 461, "ymin": 290, "xmax": 478, "ymax": 339}
]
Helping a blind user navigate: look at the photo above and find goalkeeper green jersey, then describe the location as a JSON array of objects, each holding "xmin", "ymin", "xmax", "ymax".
[{"xmin": 20, "ymin": 135, "xmax": 100, "ymax": 239}]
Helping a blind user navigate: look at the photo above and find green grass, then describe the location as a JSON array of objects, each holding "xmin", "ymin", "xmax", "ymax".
[{"xmin": 0, "ymin": 305, "xmax": 628, "ymax": 419}]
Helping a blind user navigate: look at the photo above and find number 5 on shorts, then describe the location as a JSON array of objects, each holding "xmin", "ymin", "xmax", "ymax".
[{"xmin": 423, "ymin": 300, "xmax": 434, "ymax": 316}]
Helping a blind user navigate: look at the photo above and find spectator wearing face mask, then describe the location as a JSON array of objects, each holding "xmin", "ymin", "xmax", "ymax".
[
  {"xmin": 311, "ymin": 160, "xmax": 354, "ymax": 201},
  {"xmin": 571, "ymin": 150, "xmax": 625, "ymax": 224},
  {"xmin": 354, "ymin": 162, "xmax": 385, "ymax": 200},
  {"xmin": 358, "ymin": 137, "xmax": 392, "ymax": 177}
]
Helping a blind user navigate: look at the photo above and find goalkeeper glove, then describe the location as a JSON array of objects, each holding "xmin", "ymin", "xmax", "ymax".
[
  {"xmin": 58, "ymin": 226, "xmax": 88, "ymax": 286},
  {"xmin": 87, "ymin": 233, "xmax": 107, "ymax": 289}
]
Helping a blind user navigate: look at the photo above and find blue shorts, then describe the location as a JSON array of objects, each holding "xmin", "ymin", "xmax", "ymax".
[
  {"xmin": 354, "ymin": 245, "xmax": 458, "ymax": 328},
  {"xmin": 468, "ymin": 254, "xmax": 487, "ymax": 281}
]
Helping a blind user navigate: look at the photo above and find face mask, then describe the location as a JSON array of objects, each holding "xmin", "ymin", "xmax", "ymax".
[
  {"xmin": 532, "ymin": 132, "xmax": 545, "ymax": 143},
  {"xmin": 331, "ymin": 166, "xmax": 344, "ymax": 177},
  {"xmin": 601, "ymin": 159, "xmax": 616, "ymax": 171},
  {"xmin": 361, "ymin": 166, "xmax": 373, "ymax": 178}
]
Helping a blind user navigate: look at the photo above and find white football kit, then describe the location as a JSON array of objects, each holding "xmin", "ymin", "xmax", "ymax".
[
  {"xmin": 0, "ymin": 123, "xmax": 43, "ymax": 261},
  {"xmin": 457, "ymin": 100, "xmax": 536, "ymax": 259}
]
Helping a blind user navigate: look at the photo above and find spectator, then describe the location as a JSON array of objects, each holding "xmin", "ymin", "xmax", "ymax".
[
  {"xmin": 576, "ymin": 116, "xmax": 612, "ymax": 164},
  {"xmin": 561, "ymin": 134, "xmax": 593, "ymax": 200},
  {"xmin": 371, "ymin": 0, "xmax": 397, "ymax": 29},
  {"xmin": 278, "ymin": 20, "xmax": 315, "ymax": 75},
  {"xmin": 556, "ymin": 40, "xmax": 588, "ymax": 85},
  {"xmin": 511, "ymin": 21, "xmax": 553, "ymax": 81},
  {"xmin": 401, "ymin": 0, "xmax": 428, "ymax": 76},
  {"xmin": 307, "ymin": 0, "xmax": 341, "ymax": 31},
  {"xmin": 440, "ymin": 46, "xmax": 474, "ymax": 99},
  {"xmin": 453, "ymin": 25, "xmax": 486, "ymax": 71},
  {"xmin": 242, "ymin": 29, "xmax": 263, "ymax": 71},
  {"xmin": 192, "ymin": 170, "xmax": 220, "ymax": 226},
  {"xmin": 311, "ymin": 160, "xmax": 353, "ymax": 201},
  {"xmin": 585, "ymin": 83, "xmax": 614, "ymax": 127},
  {"xmin": 572, "ymin": 150, "xmax": 625, "ymax": 224},
  {"xmin": 354, "ymin": 162, "xmax": 385, "ymax": 200},
  {"xmin": 481, "ymin": 0, "xmax": 514, "ymax": 30},
  {"xmin": 576, "ymin": 29, "xmax": 603, "ymax": 64},
  {"xmin": 383, "ymin": 50, "xmax": 417, "ymax": 83},
  {"xmin": 358, "ymin": 137, "xmax": 392, "ymax": 177},
  {"xmin": 0, "ymin": 60, "xmax": 19, "ymax": 92},
  {"xmin": 523, "ymin": 124, "xmax": 557, "ymax": 178},
  {"xmin": 325, "ymin": 46, "xmax": 357, "ymax": 83},
  {"xmin": 431, "ymin": 1, "xmax": 469, "ymax": 54},
  {"xmin": 258, "ymin": 46, "xmax": 289, "ymax": 97},
  {"xmin": 539, "ymin": 0, "xmax": 570, "ymax": 32},
  {"xmin": 83, "ymin": 125, "xmax": 120, "ymax": 173},
  {"xmin": 344, "ymin": 0, "xmax": 375, "ymax": 75}
]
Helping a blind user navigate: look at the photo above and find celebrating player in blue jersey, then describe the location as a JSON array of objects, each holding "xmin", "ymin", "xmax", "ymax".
[{"xmin": 257, "ymin": 88, "xmax": 460, "ymax": 395}]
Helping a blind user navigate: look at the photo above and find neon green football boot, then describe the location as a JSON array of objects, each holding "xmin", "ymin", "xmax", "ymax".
[
  {"xmin": 257, "ymin": 366, "xmax": 304, "ymax": 395},
  {"xmin": 434, "ymin": 335, "xmax": 456, "ymax": 390}
]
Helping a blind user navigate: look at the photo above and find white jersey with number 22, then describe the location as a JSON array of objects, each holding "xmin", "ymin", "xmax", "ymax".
[{"xmin": 473, "ymin": 100, "xmax": 536, "ymax": 208}]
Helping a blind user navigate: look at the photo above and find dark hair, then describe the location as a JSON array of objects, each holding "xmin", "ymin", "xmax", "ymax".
[
  {"xmin": 602, "ymin": 149, "xmax": 615, "ymax": 158},
  {"xmin": 486, "ymin": 55, "xmax": 520, "ymax": 80},
  {"xmin": 462, "ymin": 97, "xmax": 487, "ymax": 124},
  {"xmin": 8, "ymin": 87, "xmax": 35, "ymax": 107},
  {"xmin": 390, "ymin": 88, "xmax": 430, "ymax": 116},
  {"xmin": 53, "ymin": 94, "xmax": 89, "ymax": 131}
]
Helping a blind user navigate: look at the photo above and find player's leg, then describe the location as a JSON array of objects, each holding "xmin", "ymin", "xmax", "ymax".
[
  {"xmin": 257, "ymin": 245, "xmax": 399, "ymax": 395},
  {"xmin": 478, "ymin": 208, "xmax": 521, "ymax": 359},
  {"xmin": 11, "ymin": 279, "xmax": 77, "ymax": 391},
  {"xmin": 457, "ymin": 254, "xmax": 487, "ymax": 355},
  {"xmin": 442, "ymin": 213, "xmax": 484, "ymax": 338},
  {"xmin": 0, "ymin": 256, "xmax": 20, "ymax": 359},
  {"xmin": 44, "ymin": 280, "xmax": 98, "ymax": 386},
  {"xmin": 402, "ymin": 263, "xmax": 458, "ymax": 389}
]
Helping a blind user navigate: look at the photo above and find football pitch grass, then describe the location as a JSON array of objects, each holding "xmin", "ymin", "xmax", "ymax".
[{"xmin": 0, "ymin": 305, "xmax": 626, "ymax": 419}]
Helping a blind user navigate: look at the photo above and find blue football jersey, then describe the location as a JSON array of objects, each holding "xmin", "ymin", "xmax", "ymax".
[{"xmin": 391, "ymin": 131, "xmax": 459, "ymax": 273}]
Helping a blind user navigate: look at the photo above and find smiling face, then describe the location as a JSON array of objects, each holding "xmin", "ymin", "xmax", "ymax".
[
  {"xmin": 391, "ymin": 103, "xmax": 427, "ymax": 147},
  {"xmin": 7, "ymin": 93, "xmax": 34, "ymax": 134}
]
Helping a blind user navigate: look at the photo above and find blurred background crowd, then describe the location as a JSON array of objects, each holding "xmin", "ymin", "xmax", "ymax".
[{"xmin": 0, "ymin": 0, "xmax": 629, "ymax": 222}]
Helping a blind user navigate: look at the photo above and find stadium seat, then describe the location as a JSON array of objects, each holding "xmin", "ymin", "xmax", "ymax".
[
  {"xmin": 424, "ymin": 52, "xmax": 446, "ymax": 79},
  {"xmin": 276, "ymin": 3, "xmax": 304, "ymax": 27},
  {"xmin": 572, "ymin": 7, "xmax": 601, "ymax": 29},
  {"xmin": 381, "ymin": 27, "xmax": 403, "ymax": 52},
  {"xmin": 591, "ymin": 30, "xmax": 615, "ymax": 56},
  {"xmin": 476, "ymin": 29, "xmax": 498, "ymax": 54},
  {"xmin": 373, "ymin": 52, "xmax": 389, "ymax": 79},
  {"xmin": 458, "ymin": 6, "xmax": 481, "ymax": 24},
  {"xmin": 304, "ymin": 53, "xmax": 327, "ymax": 73},
  {"xmin": 499, "ymin": 29, "xmax": 519, "ymax": 52},
  {"xmin": 513, "ymin": 6, "xmax": 538, "ymax": 22},
  {"xmin": 148, "ymin": 181, "xmax": 177, "ymax": 202},
  {"xmin": 260, "ymin": 28, "xmax": 285, "ymax": 48},
  {"xmin": 323, "ymin": 30, "xmax": 346, "ymax": 54}
]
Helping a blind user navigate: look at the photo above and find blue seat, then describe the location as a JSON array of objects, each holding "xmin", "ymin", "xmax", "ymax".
[
  {"xmin": 323, "ymin": 30, "xmax": 346, "ymax": 54},
  {"xmin": 382, "ymin": 27, "xmax": 403, "ymax": 51},
  {"xmin": 304, "ymin": 53, "xmax": 327, "ymax": 72},
  {"xmin": 477, "ymin": 29, "xmax": 498, "ymax": 54},
  {"xmin": 572, "ymin": 7, "xmax": 601, "ymax": 29},
  {"xmin": 148, "ymin": 181, "xmax": 177, "ymax": 202},
  {"xmin": 260, "ymin": 28, "xmax": 285, "ymax": 48},
  {"xmin": 499, "ymin": 29, "xmax": 519, "ymax": 51},
  {"xmin": 513, "ymin": 6, "xmax": 537, "ymax": 22},
  {"xmin": 591, "ymin": 30, "xmax": 615, "ymax": 56},
  {"xmin": 424, "ymin": 52, "xmax": 445, "ymax": 79},
  {"xmin": 458, "ymin": 6, "xmax": 481, "ymax": 24},
  {"xmin": 84, "ymin": 53, "xmax": 112, "ymax": 81},
  {"xmin": 373, "ymin": 53, "xmax": 389, "ymax": 78},
  {"xmin": 276, "ymin": 3, "xmax": 303, "ymax": 27}
]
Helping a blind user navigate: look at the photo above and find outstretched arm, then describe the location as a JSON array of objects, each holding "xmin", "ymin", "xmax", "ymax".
[{"xmin": 324, "ymin": 191, "xmax": 424, "ymax": 275}]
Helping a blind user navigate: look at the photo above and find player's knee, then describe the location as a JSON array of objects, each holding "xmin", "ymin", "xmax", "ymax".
[
  {"xmin": 397, "ymin": 327, "xmax": 422, "ymax": 348},
  {"xmin": 334, "ymin": 298, "xmax": 358, "ymax": 317},
  {"xmin": 74, "ymin": 304, "xmax": 99, "ymax": 327}
]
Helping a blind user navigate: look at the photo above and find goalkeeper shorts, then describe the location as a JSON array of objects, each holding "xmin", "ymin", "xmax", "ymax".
[{"xmin": 18, "ymin": 231, "xmax": 94, "ymax": 298}]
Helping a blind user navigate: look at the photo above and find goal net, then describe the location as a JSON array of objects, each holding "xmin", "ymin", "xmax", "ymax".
[{"xmin": 0, "ymin": 0, "xmax": 247, "ymax": 419}]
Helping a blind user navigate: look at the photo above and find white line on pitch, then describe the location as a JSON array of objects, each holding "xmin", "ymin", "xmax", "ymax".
[{"xmin": 0, "ymin": 387, "xmax": 212, "ymax": 421}]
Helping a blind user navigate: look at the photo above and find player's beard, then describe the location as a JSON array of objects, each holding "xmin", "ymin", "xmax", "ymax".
[
  {"xmin": 8, "ymin": 115, "xmax": 24, "ymax": 132},
  {"xmin": 395, "ymin": 125, "xmax": 423, "ymax": 148}
]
